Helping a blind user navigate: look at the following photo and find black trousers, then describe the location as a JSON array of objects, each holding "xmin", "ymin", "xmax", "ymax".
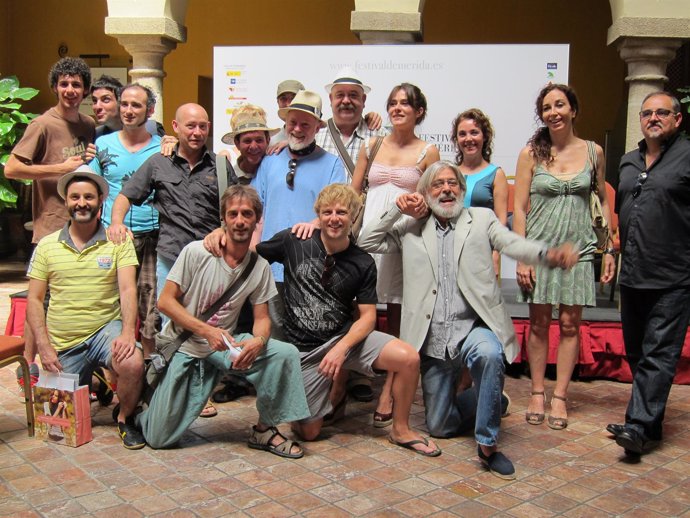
[{"xmin": 620, "ymin": 285, "xmax": 690, "ymax": 440}]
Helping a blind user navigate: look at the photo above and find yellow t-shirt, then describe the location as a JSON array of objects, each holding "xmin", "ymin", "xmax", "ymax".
[{"xmin": 28, "ymin": 224, "xmax": 138, "ymax": 351}]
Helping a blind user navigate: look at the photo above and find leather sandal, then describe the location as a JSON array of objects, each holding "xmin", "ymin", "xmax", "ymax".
[
  {"xmin": 200, "ymin": 399, "xmax": 218, "ymax": 418},
  {"xmin": 547, "ymin": 393, "xmax": 568, "ymax": 430},
  {"xmin": 525, "ymin": 391, "xmax": 545, "ymax": 425},
  {"xmin": 248, "ymin": 425, "xmax": 304, "ymax": 459}
]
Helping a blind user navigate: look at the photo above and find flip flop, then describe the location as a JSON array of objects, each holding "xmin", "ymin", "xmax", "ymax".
[
  {"xmin": 388, "ymin": 436, "xmax": 442, "ymax": 457},
  {"xmin": 200, "ymin": 400, "xmax": 218, "ymax": 418}
]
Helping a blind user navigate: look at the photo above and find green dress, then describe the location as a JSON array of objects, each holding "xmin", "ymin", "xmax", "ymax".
[{"xmin": 517, "ymin": 142, "xmax": 597, "ymax": 306}]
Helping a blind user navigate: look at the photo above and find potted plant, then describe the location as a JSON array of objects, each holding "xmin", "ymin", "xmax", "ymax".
[{"xmin": 0, "ymin": 75, "xmax": 39, "ymax": 257}]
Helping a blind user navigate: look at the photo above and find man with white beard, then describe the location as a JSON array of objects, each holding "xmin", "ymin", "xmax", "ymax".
[
  {"xmin": 359, "ymin": 160, "xmax": 578, "ymax": 480},
  {"xmin": 251, "ymin": 90, "xmax": 345, "ymax": 286}
]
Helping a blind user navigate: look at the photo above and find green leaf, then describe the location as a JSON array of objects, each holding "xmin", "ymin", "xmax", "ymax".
[
  {"xmin": 0, "ymin": 177, "xmax": 18, "ymax": 205},
  {"xmin": 0, "ymin": 102, "xmax": 21, "ymax": 110},
  {"xmin": 10, "ymin": 111, "xmax": 29, "ymax": 123},
  {"xmin": 0, "ymin": 121, "xmax": 14, "ymax": 136},
  {"xmin": 10, "ymin": 87, "xmax": 39, "ymax": 101},
  {"xmin": 0, "ymin": 77, "xmax": 19, "ymax": 99}
]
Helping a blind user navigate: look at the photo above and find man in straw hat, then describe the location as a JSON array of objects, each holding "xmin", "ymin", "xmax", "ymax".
[
  {"xmin": 250, "ymin": 90, "xmax": 345, "ymax": 285},
  {"xmin": 26, "ymin": 165, "xmax": 146, "ymax": 449},
  {"xmin": 317, "ymin": 66, "xmax": 384, "ymax": 183},
  {"xmin": 219, "ymin": 104, "xmax": 279, "ymax": 184}
]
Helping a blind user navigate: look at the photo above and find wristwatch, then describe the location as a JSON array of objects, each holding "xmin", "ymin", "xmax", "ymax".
[{"xmin": 603, "ymin": 248, "xmax": 616, "ymax": 255}]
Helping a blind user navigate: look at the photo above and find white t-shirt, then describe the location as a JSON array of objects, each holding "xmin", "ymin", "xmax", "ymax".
[{"xmin": 162, "ymin": 240, "xmax": 277, "ymax": 358}]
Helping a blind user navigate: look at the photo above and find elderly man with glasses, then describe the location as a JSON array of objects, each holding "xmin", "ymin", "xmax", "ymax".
[{"xmin": 607, "ymin": 91, "xmax": 690, "ymax": 457}]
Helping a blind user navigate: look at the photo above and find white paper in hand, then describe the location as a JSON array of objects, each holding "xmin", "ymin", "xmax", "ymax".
[{"xmin": 222, "ymin": 335, "xmax": 243, "ymax": 364}]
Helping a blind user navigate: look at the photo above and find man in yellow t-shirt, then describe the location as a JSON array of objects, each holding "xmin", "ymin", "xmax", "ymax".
[{"xmin": 27, "ymin": 166, "xmax": 145, "ymax": 449}]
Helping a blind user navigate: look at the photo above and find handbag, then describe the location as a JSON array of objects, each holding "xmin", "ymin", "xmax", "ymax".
[
  {"xmin": 350, "ymin": 136, "xmax": 384, "ymax": 240},
  {"xmin": 33, "ymin": 371, "xmax": 92, "ymax": 447},
  {"xmin": 588, "ymin": 141, "xmax": 609, "ymax": 250},
  {"xmin": 145, "ymin": 252, "xmax": 258, "ymax": 391}
]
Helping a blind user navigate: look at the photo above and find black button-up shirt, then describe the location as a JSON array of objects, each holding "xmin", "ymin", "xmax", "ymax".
[
  {"xmin": 121, "ymin": 146, "xmax": 228, "ymax": 261},
  {"xmin": 616, "ymin": 133, "xmax": 690, "ymax": 289}
]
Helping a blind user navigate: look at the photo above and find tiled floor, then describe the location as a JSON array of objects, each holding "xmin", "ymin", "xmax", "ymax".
[{"xmin": 2, "ymin": 259, "xmax": 690, "ymax": 517}]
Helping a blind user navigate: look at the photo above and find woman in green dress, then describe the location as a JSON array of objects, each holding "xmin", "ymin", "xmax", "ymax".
[{"xmin": 513, "ymin": 84, "xmax": 615, "ymax": 430}]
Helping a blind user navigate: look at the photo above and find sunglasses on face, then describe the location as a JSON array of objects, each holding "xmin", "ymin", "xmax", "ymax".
[
  {"xmin": 639, "ymin": 109, "xmax": 676, "ymax": 120},
  {"xmin": 286, "ymin": 159, "xmax": 297, "ymax": 189},
  {"xmin": 632, "ymin": 171, "xmax": 648, "ymax": 199},
  {"xmin": 321, "ymin": 254, "xmax": 336, "ymax": 285}
]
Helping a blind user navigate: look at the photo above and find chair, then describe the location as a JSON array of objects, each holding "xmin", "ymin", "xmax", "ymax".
[{"xmin": 0, "ymin": 336, "xmax": 35, "ymax": 437}]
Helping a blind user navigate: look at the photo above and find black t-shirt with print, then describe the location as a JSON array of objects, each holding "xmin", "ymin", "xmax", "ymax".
[{"xmin": 257, "ymin": 229, "xmax": 378, "ymax": 349}]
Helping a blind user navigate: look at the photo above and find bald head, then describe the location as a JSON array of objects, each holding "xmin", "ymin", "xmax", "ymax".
[{"xmin": 172, "ymin": 103, "xmax": 210, "ymax": 157}]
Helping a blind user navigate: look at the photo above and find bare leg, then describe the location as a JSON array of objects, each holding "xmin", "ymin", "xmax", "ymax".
[
  {"xmin": 112, "ymin": 352, "xmax": 144, "ymax": 423},
  {"xmin": 526, "ymin": 304, "xmax": 553, "ymax": 417},
  {"xmin": 375, "ymin": 372, "xmax": 394, "ymax": 415},
  {"xmin": 551, "ymin": 304, "xmax": 583, "ymax": 421},
  {"xmin": 375, "ymin": 339, "xmax": 438, "ymax": 455}
]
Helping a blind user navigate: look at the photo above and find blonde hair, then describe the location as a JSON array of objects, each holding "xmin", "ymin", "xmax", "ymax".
[{"xmin": 314, "ymin": 184, "xmax": 362, "ymax": 217}]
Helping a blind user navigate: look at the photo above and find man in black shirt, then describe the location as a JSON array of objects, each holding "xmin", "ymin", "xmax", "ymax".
[
  {"xmin": 257, "ymin": 184, "xmax": 441, "ymax": 456},
  {"xmin": 608, "ymin": 91, "xmax": 690, "ymax": 455}
]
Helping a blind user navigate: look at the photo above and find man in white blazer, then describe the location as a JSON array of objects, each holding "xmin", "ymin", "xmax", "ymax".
[{"xmin": 359, "ymin": 160, "xmax": 578, "ymax": 479}]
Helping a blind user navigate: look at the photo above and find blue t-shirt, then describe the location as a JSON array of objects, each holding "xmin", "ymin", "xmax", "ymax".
[
  {"xmin": 91, "ymin": 132, "xmax": 162, "ymax": 233},
  {"xmin": 252, "ymin": 146, "xmax": 345, "ymax": 282}
]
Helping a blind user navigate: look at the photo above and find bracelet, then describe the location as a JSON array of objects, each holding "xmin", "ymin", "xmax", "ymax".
[
  {"xmin": 603, "ymin": 248, "xmax": 616, "ymax": 255},
  {"xmin": 255, "ymin": 335, "xmax": 267, "ymax": 346}
]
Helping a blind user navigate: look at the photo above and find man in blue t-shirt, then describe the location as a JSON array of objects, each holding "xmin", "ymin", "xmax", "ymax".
[{"xmin": 90, "ymin": 83, "xmax": 162, "ymax": 355}]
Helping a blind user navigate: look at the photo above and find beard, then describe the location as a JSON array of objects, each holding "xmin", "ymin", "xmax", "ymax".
[
  {"xmin": 69, "ymin": 204, "xmax": 100, "ymax": 223},
  {"xmin": 426, "ymin": 193, "xmax": 463, "ymax": 221},
  {"xmin": 288, "ymin": 134, "xmax": 314, "ymax": 151}
]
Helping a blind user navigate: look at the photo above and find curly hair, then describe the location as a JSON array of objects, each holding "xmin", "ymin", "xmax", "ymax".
[
  {"xmin": 528, "ymin": 83, "xmax": 579, "ymax": 165},
  {"xmin": 386, "ymin": 83, "xmax": 428, "ymax": 125},
  {"xmin": 451, "ymin": 108, "xmax": 495, "ymax": 164},
  {"xmin": 48, "ymin": 57, "xmax": 91, "ymax": 91}
]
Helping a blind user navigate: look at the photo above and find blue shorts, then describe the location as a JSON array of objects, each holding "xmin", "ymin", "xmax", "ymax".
[{"xmin": 57, "ymin": 320, "xmax": 123, "ymax": 387}]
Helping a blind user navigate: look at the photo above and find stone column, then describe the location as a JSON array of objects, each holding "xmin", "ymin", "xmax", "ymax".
[
  {"xmin": 608, "ymin": 0, "xmax": 690, "ymax": 151},
  {"xmin": 351, "ymin": 0, "xmax": 425, "ymax": 44},
  {"xmin": 104, "ymin": 0, "xmax": 189, "ymax": 122},
  {"xmin": 617, "ymin": 38, "xmax": 682, "ymax": 150}
]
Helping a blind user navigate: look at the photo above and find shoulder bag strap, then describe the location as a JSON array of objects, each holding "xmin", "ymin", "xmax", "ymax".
[
  {"xmin": 328, "ymin": 118, "xmax": 356, "ymax": 177},
  {"xmin": 362, "ymin": 136, "xmax": 384, "ymax": 194},
  {"xmin": 163, "ymin": 252, "xmax": 259, "ymax": 356},
  {"xmin": 588, "ymin": 141, "xmax": 599, "ymax": 195},
  {"xmin": 216, "ymin": 155, "xmax": 228, "ymax": 214}
]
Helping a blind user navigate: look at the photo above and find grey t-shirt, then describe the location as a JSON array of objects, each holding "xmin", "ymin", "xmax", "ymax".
[{"xmin": 162, "ymin": 240, "xmax": 277, "ymax": 358}]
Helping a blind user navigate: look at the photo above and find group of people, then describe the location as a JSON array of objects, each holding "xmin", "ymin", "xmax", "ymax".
[{"xmin": 9, "ymin": 56, "xmax": 690, "ymax": 478}]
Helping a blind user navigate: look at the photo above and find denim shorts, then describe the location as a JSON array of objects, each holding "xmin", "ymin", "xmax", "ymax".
[{"xmin": 57, "ymin": 320, "xmax": 122, "ymax": 386}]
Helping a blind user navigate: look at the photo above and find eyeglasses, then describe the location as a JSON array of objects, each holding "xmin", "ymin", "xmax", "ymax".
[
  {"xmin": 430, "ymin": 178, "xmax": 460, "ymax": 190},
  {"xmin": 632, "ymin": 171, "xmax": 648, "ymax": 199},
  {"xmin": 321, "ymin": 254, "xmax": 336, "ymax": 285},
  {"xmin": 639, "ymin": 109, "xmax": 676, "ymax": 120},
  {"xmin": 285, "ymin": 159, "xmax": 297, "ymax": 189}
]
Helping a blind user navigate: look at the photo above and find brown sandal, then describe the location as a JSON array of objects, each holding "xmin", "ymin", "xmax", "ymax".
[
  {"xmin": 525, "ymin": 391, "xmax": 545, "ymax": 425},
  {"xmin": 248, "ymin": 426, "xmax": 304, "ymax": 459},
  {"xmin": 547, "ymin": 394, "xmax": 568, "ymax": 430}
]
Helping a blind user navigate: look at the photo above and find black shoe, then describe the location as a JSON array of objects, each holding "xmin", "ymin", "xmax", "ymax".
[
  {"xmin": 93, "ymin": 367, "xmax": 114, "ymax": 406},
  {"xmin": 348, "ymin": 383, "xmax": 374, "ymax": 402},
  {"xmin": 118, "ymin": 421, "xmax": 146, "ymax": 450},
  {"xmin": 478, "ymin": 446, "xmax": 516, "ymax": 480},
  {"xmin": 615, "ymin": 428, "xmax": 659, "ymax": 455},
  {"xmin": 606, "ymin": 423, "xmax": 625, "ymax": 437},
  {"xmin": 501, "ymin": 391, "xmax": 511, "ymax": 418}
]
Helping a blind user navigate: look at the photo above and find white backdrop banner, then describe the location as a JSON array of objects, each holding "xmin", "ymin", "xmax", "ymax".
[{"xmin": 213, "ymin": 44, "xmax": 569, "ymax": 173}]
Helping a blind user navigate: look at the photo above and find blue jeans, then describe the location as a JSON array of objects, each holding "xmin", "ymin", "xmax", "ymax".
[
  {"xmin": 156, "ymin": 255, "xmax": 176, "ymax": 327},
  {"xmin": 58, "ymin": 320, "xmax": 123, "ymax": 387},
  {"xmin": 620, "ymin": 285, "xmax": 690, "ymax": 440},
  {"xmin": 420, "ymin": 326, "xmax": 505, "ymax": 446}
]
